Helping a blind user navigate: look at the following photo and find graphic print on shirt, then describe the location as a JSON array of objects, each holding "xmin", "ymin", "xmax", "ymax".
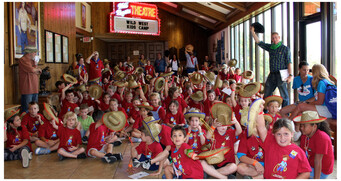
[
  {"xmin": 298, "ymin": 84, "xmax": 312, "ymax": 97},
  {"xmin": 51, "ymin": 131, "xmax": 57, "ymax": 139},
  {"xmin": 100, "ymin": 131, "xmax": 106, "ymax": 145},
  {"xmin": 173, "ymin": 154, "xmax": 185, "ymax": 174},
  {"xmin": 14, "ymin": 134, "xmax": 21, "ymax": 144},
  {"xmin": 221, "ymin": 135, "xmax": 230, "ymax": 148},
  {"xmin": 273, "ymin": 155, "xmax": 289, "ymax": 174},
  {"xmin": 170, "ymin": 117, "xmax": 176, "ymax": 125},
  {"xmin": 253, "ymin": 147, "xmax": 264, "ymax": 160},
  {"xmin": 66, "ymin": 135, "xmax": 73, "ymax": 146}
]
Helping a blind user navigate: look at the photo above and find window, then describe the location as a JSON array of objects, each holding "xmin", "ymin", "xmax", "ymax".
[
  {"xmin": 239, "ymin": 23, "xmax": 244, "ymax": 71},
  {"xmin": 264, "ymin": 10, "xmax": 271, "ymax": 79},
  {"xmin": 245, "ymin": 20, "xmax": 250, "ymax": 71},
  {"xmin": 304, "ymin": 2, "xmax": 321, "ymax": 16},
  {"xmin": 231, "ymin": 27, "xmax": 234, "ymax": 59},
  {"xmin": 274, "ymin": 5, "xmax": 283, "ymax": 37},
  {"xmin": 306, "ymin": 22, "xmax": 321, "ymax": 65}
]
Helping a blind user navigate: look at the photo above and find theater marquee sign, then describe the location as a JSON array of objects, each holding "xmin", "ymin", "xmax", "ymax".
[{"xmin": 109, "ymin": 2, "xmax": 161, "ymax": 36}]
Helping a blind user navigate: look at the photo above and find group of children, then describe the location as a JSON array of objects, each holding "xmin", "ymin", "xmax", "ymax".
[{"xmin": 4, "ymin": 57, "xmax": 335, "ymax": 179}]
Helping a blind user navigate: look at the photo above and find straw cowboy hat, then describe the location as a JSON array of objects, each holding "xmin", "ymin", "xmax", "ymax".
[
  {"xmin": 246, "ymin": 98, "xmax": 265, "ymax": 137},
  {"xmin": 43, "ymin": 102, "xmax": 59, "ymax": 123},
  {"xmin": 135, "ymin": 67, "xmax": 144, "ymax": 75},
  {"xmin": 198, "ymin": 147, "xmax": 231, "ymax": 165},
  {"xmin": 127, "ymin": 79, "xmax": 139, "ymax": 89},
  {"xmin": 114, "ymin": 71, "xmax": 126, "ymax": 81},
  {"xmin": 63, "ymin": 74, "xmax": 78, "ymax": 84},
  {"xmin": 160, "ymin": 72, "xmax": 174, "ymax": 77},
  {"xmin": 190, "ymin": 91, "xmax": 204, "ymax": 102},
  {"xmin": 102, "ymin": 111, "xmax": 127, "ymax": 132},
  {"xmin": 190, "ymin": 72, "xmax": 204, "ymax": 85},
  {"xmin": 89, "ymin": 84, "xmax": 103, "ymax": 100},
  {"xmin": 235, "ymin": 82, "xmax": 245, "ymax": 95},
  {"xmin": 262, "ymin": 114, "xmax": 273, "ymax": 125},
  {"xmin": 293, "ymin": 111, "xmax": 327, "ymax": 124},
  {"xmin": 201, "ymin": 143, "xmax": 211, "ymax": 152},
  {"xmin": 113, "ymin": 81, "xmax": 127, "ymax": 88},
  {"xmin": 238, "ymin": 82, "xmax": 261, "ymax": 98},
  {"xmin": 221, "ymin": 64, "xmax": 228, "ymax": 70},
  {"xmin": 242, "ymin": 70, "xmax": 254, "ymax": 80},
  {"xmin": 228, "ymin": 59, "xmax": 237, "ymax": 67},
  {"xmin": 137, "ymin": 102, "xmax": 153, "ymax": 111},
  {"xmin": 77, "ymin": 84, "xmax": 86, "ymax": 92},
  {"xmin": 141, "ymin": 84, "xmax": 148, "ymax": 95},
  {"xmin": 210, "ymin": 102, "xmax": 233, "ymax": 126},
  {"xmin": 113, "ymin": 65, "xmax": 120, "ymax": 73},
  {"xmin": 213, "ymin": 76, "xmax": 223, "ymax": 90},
  {"xmin": 204, "ymin": 71, "xmax": 215, "ymax": 84},
  {"xmin": 127, "ymin": 74, "xmax": 137, "ymax": 81},
  {"xmin": 239, "ymin": 106, "xmax": 250, "ymax": 128},
  {"xmin": 145, "ymin": 74, "xmax": 153, "ymax": 82},
  {"xmin": 184, "ymin": 108, "xmax": 206, "ymax": 120},
  {"xmin": 89, "ymin": 76, "xmax": 101, "ymax": 82},
  {"xmin": 259, "ymin": 83, "xmax": 265, "ymax": 94},
  {"xmin": 264, "ymin": 95, "xmax": 283, "ymax": 108},
  {"xmin": 4, "ymin": 108, "xmax": 20, "ymax": 123},
  {"xmin": 185, "ymin": 44, "xmax": 194, "ymax": 53},
  {"xmin": 154, "ymin": 77, "xmax": 165, "ymax": 92},
  {"xmin": 142, "ymin": 116, "xmax": 161, "ymax": 142}
]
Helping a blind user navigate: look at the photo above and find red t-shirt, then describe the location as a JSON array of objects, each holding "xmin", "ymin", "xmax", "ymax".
[
  {"xmin": 219, "ymin": 72, "xmax": 229, "ymax": 80},
  {"xmin": 163, "ymin": 96, "xmax": 188, "ymax": 113},
  {"xmin": 88, "ymin": 58, "xmax": 104, "ymax": 81},
  {"xmin": 111, "ymin": 93, "xmax": 122, "ymax": 105},
  {"xmin": 188, "ymin": 100, "xmax": 204, "ymax": 112},
  {"xmin": 164, "ymin": 111, "xmax": 185, "ymax": 126},
  {"xmin": 122, "ymin": 101, "xmax": 134, "ymax": 116},
  {"xmin": 97, "ymin": 100, "xmax": 110, "ymax": 112},
  {"xmin": 212, "ymin": 128, "xmax": 237, "ymax": 167},
  {"xmin": 233, "ymin": 104, "xmax": 243, "ymax": 124},
  {"xmin": 237, "ymin": 134, "xmax": 265, "ymax": 162},
  {"xmin": 6, "ymin": 126, "xmax": 32, "ymax": 151},
  {"xmin": 233, "ymin": 74, "xmax": 242, "ymax": 83},
  {"xmin": 57, "ymin": 125, "xmax": 82, "ymax": 152},
  {"xmin": 170, "ymin": 143, "xmax": 204, "ymax": 179},
  {"xmin": 74, "ymin": 64, "xmax": 87, "ymax": 83},
  {"xmin": 38, "ymin": 120, "xmax": 60, "ymax": 140},
  {"xmin": 59, "ymin": 99, "xmax": 79, "ymax": 119},
  {"xmin": 21, "ymin": 113, "xmax": 46, "ymax": 133},
  {"xmin": 159, "ymin": 124, "xmax": 173, "ymax": 147},
  {"xmin": 203, "ymin": 99, "xmax": 213, "ymax": 117},
  {"xmin": 86, "ymin": 123, "xmax": 111, "ymax": 155},
  {"xmin": 214, "ymin": 88, "xmax": 221, "ymax": 97},
  {"xmin": 135, "ymin": 141, "xmax": 163, "ymax": 159},
  {"xmin": 186, "ymin": 128, "xmax": 206, "ymax": 154},
  {"xmin": 263, "ymin": 131, "xmax": 311, "ymax": 179},
  {"xmin": 133, "ymin": 115, "xmax": 144, "ymax": 130},
  {"xmin": 80, "ymin": 97, "xmax": 94, "ymax": 108},
  {"xmin": 145, "ymin": 65, "xmax": 154, "ymax": 76},
  {"xmin": 299, "ymin": 130, "xmax": 334, "ymax": 175}
]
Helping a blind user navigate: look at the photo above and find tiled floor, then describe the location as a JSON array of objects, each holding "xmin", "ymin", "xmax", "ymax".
[{"xmin": 4, "ymin": 139, "xmax": 337, "ymax": 179}]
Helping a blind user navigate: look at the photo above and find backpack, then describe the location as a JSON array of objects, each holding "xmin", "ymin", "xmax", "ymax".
[{"xmin": 322, "ymin": 79, "xmax": 337, "ymax": 119}]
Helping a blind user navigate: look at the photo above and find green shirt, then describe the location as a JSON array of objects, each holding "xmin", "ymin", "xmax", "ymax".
[{"xmin": 78, "ymin": 115, "xmax": 94, "ymax": 131}]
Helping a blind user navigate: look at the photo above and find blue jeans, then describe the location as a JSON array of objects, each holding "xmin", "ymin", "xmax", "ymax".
[
  {"xmin": 264, "ymin": 72, "xmax": 289, "ymax": 107},
  {"xmin": 21, "ymin": 93, "xmax": 38, "ymax": 113},
  {"xmin": 187, "ymin": 68, "xmax": 195, "ymax": 74},
  {"xmin": 310, "ymin": 167, "xmax": 329, "ymax": 179}
]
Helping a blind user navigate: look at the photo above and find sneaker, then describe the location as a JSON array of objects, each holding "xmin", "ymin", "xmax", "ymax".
[
  {"xmin": 111, "ymin": 153, "xmax": 123, "ymax": 161},
  {"xmin": 21, "ymin": 149, "xmax": 30, "ymax": 168},
  {"xmin": 132, "ymin": 158, "xmax": 140, "ymax": 168},
  {"xmin": 77, "ymin": 153, "xmax": 87, "ymax": 159},
  {"xmin": 82, "ymin": 136, "xmax": 88, "ymax": 144},
  {"xmin": 28, "ymin": 152, "xmax": 33, "ymax": 160},
  {"xmin": 59, "ymin": 154, "xmax": 66, "ymax": 161},
  {"xmin": 142, "ymin": 159, "xmax": 151, "ymax": 170},
  {"xmin": 243, "ymin": 175, "xmax": 253, "ymax": 179},
  {"xmin": 227, "ymin": 174, "xmax": 236, "ymax": 179},
  {"xmin": 35, "ymin": 147, "xmax": 51, "ymax": 155},
  {"xmin": 101, "ymin": 155, "xmax": 117, "ymax": 163},
  {"xmin": 113, "ymin": 140, "xmax": 122, "ymax": 146}
]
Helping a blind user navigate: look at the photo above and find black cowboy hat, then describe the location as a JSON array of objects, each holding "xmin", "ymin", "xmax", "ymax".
[{"xmin": 251, "ymin": 22, "xmax": 264, "ymax": 33}]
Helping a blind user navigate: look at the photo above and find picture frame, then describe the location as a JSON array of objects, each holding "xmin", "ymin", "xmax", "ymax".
[
  {"xmin": 10, "ymin": 2, "xmax": 41, "ymax": 65},
  {"xmin": 54, "ymin": 33, "xmax": 62, "ymax": 63},
  {"xmin": 81, "ymin": 3, "xmax": 86, "ymax": 28},
  {"xmin": 45, "ymin": 30, "xmax": 54, "ymax": 63},
  {"xmin": 62, "ymin": 35, "xmax": 69, "ymax": 63}
]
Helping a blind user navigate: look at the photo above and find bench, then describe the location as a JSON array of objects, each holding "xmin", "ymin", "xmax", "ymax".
[{"xmin": 326, "ymin": 118, "xmax": 337, "ymax": 160}]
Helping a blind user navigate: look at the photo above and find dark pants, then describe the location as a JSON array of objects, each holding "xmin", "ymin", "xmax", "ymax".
[
  {"xmin": 21, "ymin": 93, "xmax": 38, "ymax": 113},
  {"xmin": 264, "ymin": 72, "xmax": 289, "ymax": 107},
  {"xmin": 4, "ymin": 145, "xmax": 30, "ymax": 161},
  {"xmin": 139, "ymin": 154, "xmax": 159, "ymax": 171},
  {"xmin": 187, "ymin": 68, "xmax": 195, "ymax": 74}
]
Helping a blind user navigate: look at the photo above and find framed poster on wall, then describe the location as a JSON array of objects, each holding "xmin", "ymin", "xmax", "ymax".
[
  {"xmin": 62, "ymin": 36, "xmax": 68, "ymax": 63},
  {"xmin": 45, "ymin": 30, "xmax": 54, "ymax": 63},
  {"xmin": 81, "ymin": 3, "xmax": 86, "ymax": 28},
  {"xmin": 54, "ymin": 33, "xmax": 62, "ymax": 63}
]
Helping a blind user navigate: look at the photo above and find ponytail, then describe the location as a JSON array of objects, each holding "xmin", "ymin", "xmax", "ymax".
[{"xmin": 316, "ymin": 121, "xmax": 332, "ymax": 138}]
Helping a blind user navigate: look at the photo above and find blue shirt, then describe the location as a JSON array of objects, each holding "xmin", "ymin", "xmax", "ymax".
[
  {"xmin": 317, "ymin": 79, "xmax": 333, "ymax": 106},
  {"xmin": 292, "ymin": 75, "xmax": 314, "ymax": 101},
  {"xmin": 257, "ymin": 41, "xmax": 292, "ymax": 72},
  {"xmin": 154, "ymin": 58, "xmax": 166, "ymax": 73}
]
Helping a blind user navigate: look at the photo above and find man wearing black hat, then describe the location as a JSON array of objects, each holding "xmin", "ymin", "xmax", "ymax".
[
  {"xmin": 18, "ymin": 46, "xmax": 42, "ymax": 112},
  {"xmin": 251, "ymin": 26, "xmax": 293, "ymax": 107}
]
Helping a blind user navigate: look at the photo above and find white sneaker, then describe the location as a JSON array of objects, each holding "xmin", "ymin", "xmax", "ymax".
[{"xmin": 21, "ymin": 149, "xmax": 30, "ymax": 168}]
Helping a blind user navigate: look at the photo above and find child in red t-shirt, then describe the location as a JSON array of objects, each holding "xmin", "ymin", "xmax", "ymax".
[
  {"xmin": 264, "ymin": 96, "xmax": 283, "ymax": 130},
  {"xmin": 130, "ymin": 128, "xmax": 164, "ymax": 175},
  {"xmin": 203, "ymin": 90, "xmax": 216, "ymax": 121},
  {"xmin": 56, "ymin": 112, "xmax": 86, "ymax": 160},
  {"xmin": 5, "ymin": 112, "xmax": 33, "ymax": 168},
  {"xmin": 149, "ymin": 92, "xmax": 166, "ymax": 121},
  {"xmin": 184, "ymin": 109, "xmax": 206, "ymax": 154},
  {"xmin": 256, "ymin": 110, "xmax": 311, "ymax": 179},
  {"xmin": 79, "ymin": 90, "xmax": 94, "ymax": 113},
  {"xmin": 86, "ymin": 110, "xmax": 122, "ymax": 163},
  {"xmin": 130, "ymin": 102, "xmax": 153, "ymax": 142},
  {"xmin": 201, "ymin": 117, "xmax": 241, "ymax": 179},
  {"xmin": 59, "ymin": 84, "xmax": 79, "ymax": 119},
  {"xmin": 163, "ymin": 125, "xmax": 204, "ymax": 179},
  {"xmin": 95, "ymin": 93, "xmax": 110, "ymax": 112},
  {"xmin": 164, "ymin": 100, "xmax": 185, "ymax": 128},
  {"xmin": 145, "ymin": 60, "xmax": 155, "ymax": 77},
  {"xmin": 164, "ymin": 87, "xmax": 188, "ymax": 114},
  {"xmin": 230, "ymin": 85, "xmax": 250, "ymax": 125},
  {"xmin": 122, "ymin": 92, "xmax": 134, "ymax": 115},
  {"xmin": 34, "ymin": 115, "xmax": 61, "ymax": 155},
  {"xmin": 21, "ymin": 102, "xmax": 45, "ymax": 142}
]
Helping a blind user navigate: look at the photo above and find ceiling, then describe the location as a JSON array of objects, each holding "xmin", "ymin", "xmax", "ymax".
[{"xmin": 154, "ymin": 2, "xmax": 258, "ymax": 33}]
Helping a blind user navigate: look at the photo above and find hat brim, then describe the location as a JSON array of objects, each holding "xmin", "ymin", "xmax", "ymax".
[
  {"xmin": 102, "ymin": 111, "xmax": 127, "ymax": 132},
  {"xmin": 143, "ymin": 117, "xmax": 161, "ymax": 142},
  {"xmin": 154, "ymin": 77, "xmax": 165, "ymax": 92},
  {"xmin": 190, "ymin": 94, "xmax": 204, "ymax": 102},
  {"xmin": 242, "ymin": 71, "xmax": 254, "ymax": 80},
  {"xmin": 63, "ymin": 74, "xmax": 78, "ymax": 84},
  {"xmin": 184, "ymin": 112, "xmax": 206, "ymax": 120},
  {"xmin": 127, "ymin": 80, "xmax": 139, "ymax": 89},
  {"xmin": 190, "ymin": 73, "xmax": 204, "ymax": 85},
  {"xmin": 228, "ymin": 59, "xmax": 237, "ymax": 67},
  {"xmin": 160, "ymin": 72, "xmax": 174, "ymax": 77},
  {"xmin": 264, "ymin": 95, "xmax": 283, "ymax": 107},
  {"xmin": 247, "ymin": 99, "xmax": 265, "ymax": 137},
  {"xmin": 89, "ymin": 84, "xmax": 103, "ymax": 100},
  {"xmin": 43, "ymin": 103, "xmax": 59, "ymax": 123},
  {"xmin": 210, "ymin": 102, "xmax": 233, "ymax": 126},
  {"xmin": 293, "ymin": 115, "xmax": 327, "ymax": 124},
  {"xmin": 197, "ymin": 147, "xmax": 231, "ymax": 159},
  {"xmin": 239, "ymin": 82, "xmax": 261, "ymax": 98},
  {"xmin": 137, "ymin": 105, "xmax": 153, "ymax": 111},
  {"xmin": 5, "ymin": 109, "xmax": 20, "ymax": 123},
  {"xmin": 89, "ymin": 77, "xmax": 101, "ymax": 82},
  {"xmin": 213, "ymin": 77, "xmax": 222, "ymax": 90},
  {"xmin": 263, "ymin": 114, "xmax": 273, "ymax": 123}
]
